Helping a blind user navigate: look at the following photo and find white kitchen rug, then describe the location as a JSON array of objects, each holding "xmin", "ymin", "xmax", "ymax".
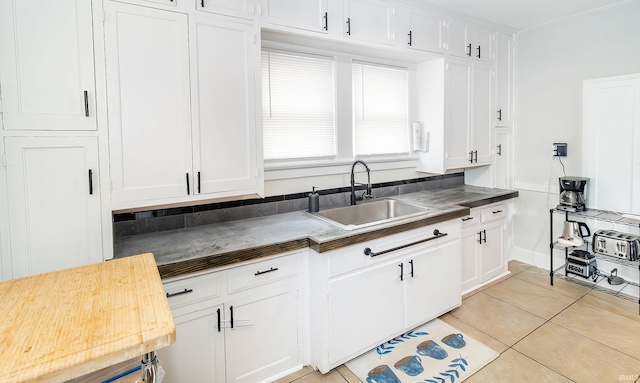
[{"xmin": 346, "ymin": 319, "xmax": 498, "ymax": 383}]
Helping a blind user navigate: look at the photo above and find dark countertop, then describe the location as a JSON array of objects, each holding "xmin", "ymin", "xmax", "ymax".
[{"xmin": 113, "ymin": 185, "xmax": 518, "ymax": 279}]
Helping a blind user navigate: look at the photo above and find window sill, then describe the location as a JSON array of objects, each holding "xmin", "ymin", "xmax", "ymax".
[{"xmin": 264, "ymin": 156, "xmax": 420, "ymax": 181}]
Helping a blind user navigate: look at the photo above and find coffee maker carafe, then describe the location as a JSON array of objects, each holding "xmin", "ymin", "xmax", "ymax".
[{"xmin": 557, "ymin": 177, "xmax": 589, "ymax": 212}]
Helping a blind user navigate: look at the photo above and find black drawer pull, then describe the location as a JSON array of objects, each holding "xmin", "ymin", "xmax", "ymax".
[
  {"xmin": 255, "ymin": 267, "xmax": 278, "ymax": 276},
  {"xmin": 166, "ymin": 288, "xmax": 193, "ymax": 298},
  {"xmin": 364, "ymin": 230, "xmax": 447, "ymax": 257},
  {"xmin": 217, "ymin": 308, "xmax": 221, "ymax": 332},
  {"xmin": 462, "ymin": 216, "xmax": 474, "ymax": 222},
  {"xmin": 493, "ymin": 210, "xmax": 503, "ymax": 214}
]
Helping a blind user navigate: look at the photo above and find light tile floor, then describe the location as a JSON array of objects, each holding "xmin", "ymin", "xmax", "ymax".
[{"xmin": 277, "ymin": 260, "xmax": 640, "ymax": 383}]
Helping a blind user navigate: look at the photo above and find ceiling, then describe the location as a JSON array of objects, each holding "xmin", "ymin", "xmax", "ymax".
[{"xmin": 416, "ymin": 0, "xmax": 628, "ymax": 30}]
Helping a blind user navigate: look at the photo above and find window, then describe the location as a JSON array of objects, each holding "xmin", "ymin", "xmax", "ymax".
[
  {"xmin": 261, "ymin": 51, "xmax": 336, "ymax": 161},
  {"xmin": 353, "ymin": 62, "xmax": 409, "ymax": 156}
]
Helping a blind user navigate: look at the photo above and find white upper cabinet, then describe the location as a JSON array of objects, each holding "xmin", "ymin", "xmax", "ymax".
[
  {"xmin": 416, "ymin": 57, "xmax": 494, "ymax": 174},
  {"xmin": 405, "ymin": 6, "xmax": 446, "ymax": 53},
  {"xmin": 105, "ymin": 2, "xmax": 193, "ymax": 206},
  {"xmin": 446, "ymin": 20, "xmax": 495, "ymax": 63},
  {"xmin": 496, "ymin": 33, "xmax": 514, "ymax": 126},
  {"xmin": 104, "ymin": 2, "xmax": 262, "ymax": 209},
  {"xmin": 0, "ymin": 0, "xmax": 96, "ymax": 131},
  {"xmin": 260, "ymin": 0, "xmax": 329, "ymax": 33},
  {"xmin": 4, "ymin": 137, "xmax": 103, "ymax": 278},
  {"xmin": 198, "ymin": 0, "xmax": 258, "ymax": 20},
  {"xmin": 344, "ymin": 0, "xmax": 396, "ymax": 45},
  {"xmin": 189, "ymin": 15, "xmax": 260, "ymax": 196},
  {"xmin": 444, "ymin": 58, "xmax": 472, "ymax": 168},
  {"xmin": 471, "ymin": 61, "xmax": 494, "ymax": 165}
]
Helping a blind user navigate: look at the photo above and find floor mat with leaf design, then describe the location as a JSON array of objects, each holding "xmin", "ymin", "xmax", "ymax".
[{"xmin": 345, "ymin": 318, "xmax": 498, "ymax": 383}]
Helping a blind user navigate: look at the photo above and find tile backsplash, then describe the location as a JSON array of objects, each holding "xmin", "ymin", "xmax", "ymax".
[{"xmin": 113, "ymin": 172, "xmax": 464, "ymax": 238}]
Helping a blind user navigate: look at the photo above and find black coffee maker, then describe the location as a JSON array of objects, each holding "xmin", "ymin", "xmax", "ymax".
[{"xmin": 557, "ymin": 177, "xmax": 589, "ymax": 212}]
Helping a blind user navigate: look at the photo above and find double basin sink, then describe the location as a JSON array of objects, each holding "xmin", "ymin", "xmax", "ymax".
[{"xmin": 309, "ymin": 199, "xmax": 430, "ymax": 230}]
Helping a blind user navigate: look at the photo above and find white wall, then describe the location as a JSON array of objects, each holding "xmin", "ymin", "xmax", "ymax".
[{"xmin": 513, "ymin": 0, "xmax": 640, "ymax": 266}]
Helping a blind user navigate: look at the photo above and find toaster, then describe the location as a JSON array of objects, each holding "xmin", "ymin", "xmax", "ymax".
[{"xmin": 592, "ymin": 230, "xmax": 640, "ymax": 261}]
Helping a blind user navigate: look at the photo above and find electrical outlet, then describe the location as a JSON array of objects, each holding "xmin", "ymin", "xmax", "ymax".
[{"xmin": 552, "ymin": 143, "xmax": 567, "ymax": 157}]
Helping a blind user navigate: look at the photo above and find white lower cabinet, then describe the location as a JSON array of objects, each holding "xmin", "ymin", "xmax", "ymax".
[
  {"xmin": 460, "ymin": 203, "xmax": 508, "ymax": 293},
  {"xmin": 309, "ymin": 220, "xmax": 462, "ymax": 373},
  {"xmin": 157, "ymin": 252, "xmax": 301, "ymax": 383}
]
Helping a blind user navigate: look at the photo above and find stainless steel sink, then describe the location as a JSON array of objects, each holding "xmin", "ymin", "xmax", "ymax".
[{"xmin": 309, "ymin": 199, "xmax": 430, "ymax": 230}]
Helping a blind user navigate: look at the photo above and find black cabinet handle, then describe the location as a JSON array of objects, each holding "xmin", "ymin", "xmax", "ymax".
[
  {"xmin": 408, "ymin": 31, "xmax": 412, "ymax": 46},
  {"xmin": 166, "ymin": 288, "xmax": 193, "ymax": 298},
  {"xmin": 323, "ymin": 12, "xmax": 328, "ymax": 31},
  {"xmin": 467, "ymin": 43, "xmax": 472, "ymax": 56},
  {"xmin": 255, "ymin": 267, "xmax": 278, "ymax": 276},
  {"xmin": 364, "ymin": 230, "xmax": 447, "ymax": 257},
  {"xmin": 197, "ymin": 171, "xmax": 201, "ymax": 193},
  {"xmin": 462, "ymin": 216, "xmax": 474, "ymax": 222},
  {"xmin": 474, "ymin": 150, "xmax": 478, "ymax": 163},
  {"xmin": 88, "ymin": 169, "xmax": 93, "ymax": 195},
  {"xmin": 186, "ymin": 173, "xmax": 190, "ymax": 195},
  {"xmin": 201, "ymin": 0, "xmax": 204, "ymax": 7},
  {"xmin": 217, "ymin": 308, "xmax": 221, "ymax": 332},
  {"xmin": 346, "ymin": 18, "xmax": 351, "ymax": 35},
  {"xmin": 498, "ymin": 109, "xmax": 502, "ymax": 121},
  {"xmin": 482, "ymin": 229, "xmax": 487, "ymax": 243},
  {"xmin": 399, "ymin": 263, "xmax": 404, "ymax": 281},
  {"xmin": 229, "ymin": 306, "xmax": 234, "ymax": 329},
  {"xmin": 409, "ymin": 259, "xmax": 414, "ymax": 278},
  {"xmin": 497, "ymin": 144, "xmax": 502, "ymax": 156},
  {"xmin": 469, "ymin": 151, "xmax": 474, "ymax": 163},
  {"xmin": 477, "ymin": 231, "xmax": 483, "ymax": 244},
  {"xmin": 493, "ymin": 210, "xmax": 503, "ymax": 214},
  {"xmin": 83, "ymin": 91, "xmax": 89, "ymax": 117},
  {"xmin": 477, "ymin": 45, "xmax": 481, "ymax": 58}
]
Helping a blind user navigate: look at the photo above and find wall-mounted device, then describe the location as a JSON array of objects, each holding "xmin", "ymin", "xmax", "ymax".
[
  {"xmin": 412, "ymin": 122, "xmax": 429, "ymax": 152},
  {"xmin": 552, "ymin": 143, "xmax": 567, "ymax": 157}
]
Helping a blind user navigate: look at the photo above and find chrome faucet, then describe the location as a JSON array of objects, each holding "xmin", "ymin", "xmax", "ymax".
[{"xmin": 350, "ymin": 160, "xmax": 373, "ymax": 205}]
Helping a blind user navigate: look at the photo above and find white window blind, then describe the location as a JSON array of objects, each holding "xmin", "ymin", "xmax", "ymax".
[
  {"xmin": 353, "ymin": 63, "xmax": 409, "ymax": 156},
  {"xmin": 262, "ymin": 51, "xmax": 336, "ymax": 160}
]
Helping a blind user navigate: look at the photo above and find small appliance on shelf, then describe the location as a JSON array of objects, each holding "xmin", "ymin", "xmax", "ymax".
[
  {"xmin": 557, "ymin": 176, "xmax": 589, "ymax": 212},
  {"xmin": 557, "ymin": 220, "xmax": 591, "ymax": 248},
  {"xmin": 565, "ymin": 249, "xmax": 596, "ymax": 279},
  {"xmin": 592, "ymin": 230, "xmax": 640, "ymax": 261}
]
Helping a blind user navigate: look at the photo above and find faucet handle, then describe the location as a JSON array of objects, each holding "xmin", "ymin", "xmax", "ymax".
[{"xmin": 360, "ymin": 190, "xmax": 374, "ymax": 199}]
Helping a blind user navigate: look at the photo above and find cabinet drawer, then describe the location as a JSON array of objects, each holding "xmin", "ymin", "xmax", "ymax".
[
  {"xmin": 327, "ymin": 220, "xmax": 461, "ymax": 278},
  {"xmin": 227, "ymin": 254, "xmax": 298, "ymax": 294},
  {"xmin": 163, "ymin": 271, "xmax": 222, "ymax": 309},
  {"xmin": 460, "ymin": 211, "xmax": 481, "ymax": 230},
  {"xmin": 481, "ymin": 204, "xmax": 507, "ymax": 223}
]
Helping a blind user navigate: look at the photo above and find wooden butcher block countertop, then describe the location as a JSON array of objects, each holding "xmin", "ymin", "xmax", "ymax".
[{"xmin": 0, "ymin": 253, "xmax": 176, "ymax": 383}]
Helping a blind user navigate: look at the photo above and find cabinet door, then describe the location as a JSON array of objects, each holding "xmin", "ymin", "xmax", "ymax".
[
  {"xmin": 4, "ymin": 137, "xmax": 103, "ymax": 277},
  {"xmin": 480, "ymin": 220, "xmax": 505, "ymax": 281},
  {"xmin": 0, "ymin": 0, "xmax": 96, "ymax": 131},
  {"xmin": 446, "ymin": 19, "xmax": 469, "ymax": 58},
  {"xmin": 494, "ymin": 129, "xmax": 512, "ymax": 189},
  {"xmin": 471, "ymin": 62, "xmax": 494, "ymax": 165},
  {"xmin": 198, "ymin": 0, "xmax": 257, "ymax": 20},
  {"xmin": 261, "ymin": 0, "xmax": 329, "ymax": 33},
  {"xmin": 224, "ymin": 285, "xmax": 300, "ymax": 383},
  {"xmin": 496, "ymin": 33, "xmax": 513, "ymax": 126},
  {"xmin": 405, "ymin": 240, "xmax": 461, "ymax": 329},
  {"xmin": 157, "ymin": 305, "xmax": 226, "ymax": 383},
  {"xmin": 344, "ymin": 0, "xmax": 396, "ymax": 45},
  {"xmin": 189, "ymin": 16, "xmax": 260, "ymax": 196},
  {"xmin": 445, "ymin": 59, "xmax": 472, "ymax": 168},
  {"xmin": 328, "ymin": 258, "xmax": 404, "ymax": 364},
  {"xmin": 406, "ymin": 7, "xmax": 445, "ymax": 53},
  {"xmin": 460, "ymin": 229, "xmax": 481, "ymax": 292},
  {"xmin": 104, "ymin": 3, "xmax": 193, "ymax": 206},
  {"xmin": 471, "ymin": 26, "xmax": 495, "ymax": 63}
]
